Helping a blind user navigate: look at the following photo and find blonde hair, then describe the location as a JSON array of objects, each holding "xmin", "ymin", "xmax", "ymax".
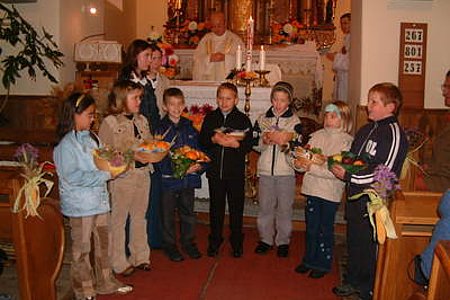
[
  {"xmin": 325, "ymin": 100, "xmax": 352, "ymax": 133},
  {"xmin": 108, "ymin": 80, "xmax": 143, "ymax": 114}
]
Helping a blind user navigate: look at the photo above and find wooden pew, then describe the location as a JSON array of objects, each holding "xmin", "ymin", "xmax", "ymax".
[
  {"xmin": 374, "ymin": 191, "xmax": 442, "ymax": 300},
  {"xmin": 0, "ymin": 169, "xmax": 64, "ymax": 300},
  {"xmin": 427, "ymin": 240, "xmax": 450, "ymax": 300}
]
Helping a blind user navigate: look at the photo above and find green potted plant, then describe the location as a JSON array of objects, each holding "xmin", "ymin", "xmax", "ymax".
[{"xmin": 0, "ymin": 3, "xmax": 64, "ymax": 125}]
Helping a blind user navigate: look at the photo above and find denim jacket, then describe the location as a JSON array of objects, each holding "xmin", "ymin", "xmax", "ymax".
[{"xmin": 54, "ymin": 130, "xmax": 111, "ymax": 217}]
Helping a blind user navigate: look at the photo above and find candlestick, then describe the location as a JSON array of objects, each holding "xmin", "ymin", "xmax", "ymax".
[
  {"xmin": 259, "ymin": 45, "xmax": 266, "ymax": 71},
  {"xmin": 236, "ymin": 45, "xmax": 242, "ymax": 70}
]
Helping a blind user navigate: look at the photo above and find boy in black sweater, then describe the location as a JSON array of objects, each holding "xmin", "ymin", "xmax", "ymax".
[
  {"xmin": 331, "ymin": 83, "xmax": 408, "ymax": 300},
  {"xmin": 199, "ymin": 82, "xmax": 253, "ymax": 258}
]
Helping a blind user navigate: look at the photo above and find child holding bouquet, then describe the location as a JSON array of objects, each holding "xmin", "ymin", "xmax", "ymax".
[
  {"xmin": 292, "ymin": 101, "xmax": 353, "ymax": 278},
  {"xmin": 154, "ymin": 87, "xmax": 204, "ymax": 262},
  {"xmin": 253, "ymin": 81, "xmax": 302, "ymax": 258},
  {"xmin": 99, "ymin": 81, "xmax": 152, "ymax": 276},
  {"xmin": 199, "ymin": 82, "xmax": 253, "ymax": 258},
  {"xmin": 54, "ymin": 93, "xmax": 132, "ymax": 300},
  {"xmin": 331, "ymin": 83, "xmax": 408, "ymax": 300}
]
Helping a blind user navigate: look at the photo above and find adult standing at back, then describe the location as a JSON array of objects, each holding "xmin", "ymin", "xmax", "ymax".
[
  {"xmin": 193, "ymin": 12, "xmax": 243, "ymax": 81},
  {"xmin": 327, "ymin": 13, "xmax": 351, "ymax": 102},
  {"xmin": 119, "ymin": 39, "xmax": 161, "ymax": 130}
]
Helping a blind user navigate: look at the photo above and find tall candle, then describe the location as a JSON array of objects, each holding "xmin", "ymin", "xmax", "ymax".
[
  {"xmin": 175, "ymin": 0, "xmax": 182, "ymax": 10},
  {"xmin": 259, "ymin": 45, "xmax": 266, "ymax": 71},
  {"xmin": 246, "ymin": 16, "xmax": 254, "ymax": 50},
  {"xmin": 246, "ymin": 50, "xmax": 252, "ymax": 72},
  {"xmin": 236, "ymin": 45, "xmax": 242, "ymax": 70}
]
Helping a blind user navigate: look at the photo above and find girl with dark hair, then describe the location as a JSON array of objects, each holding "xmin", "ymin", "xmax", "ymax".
[{"xmin": 54, "ymin": 93, "xmax": 132, "ymax": 300}]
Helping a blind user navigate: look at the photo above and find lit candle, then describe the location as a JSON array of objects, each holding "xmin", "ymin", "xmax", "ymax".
[
  {"xmin": 236, "ymin": 45, "xmax": 242, "ymax": 70},
  {"xmin": 175, "ymin": 0, "xmax": 182, "ymax": 10},
  {"xmin": 245, "ymin": 16, "xmax": 254, "ymax": 71},
  {"xmin": 259, "ymin": 45, "xmax": 266, "ymax": 71},
  {"xmin": 246, "ymin": 16, "xmax": 254, "ymax": 50}
]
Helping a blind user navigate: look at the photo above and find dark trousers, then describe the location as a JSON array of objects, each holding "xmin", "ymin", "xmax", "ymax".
[
  {"xmin": 147, "ymin": 171, "xmax": 163, "ymax": 248},
  {"xmin": 208, "ymin": 177, "xmax": 245, "ymax": 251},
  {"xmin": 302, "ymin": 195, "xmax": 339, "ymax": 272},
  {"xmin": 160, "ymin": 188, "xmax": 196, "ymax": 249},
  {"xmin": 345, "ymin": 195, "xmax": 377, "ymax": 300}
]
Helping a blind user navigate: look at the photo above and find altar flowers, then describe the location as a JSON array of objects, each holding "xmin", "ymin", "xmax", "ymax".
[
  {"xmin": 181, "ymin": 103, "xmax": 214, "ymax": 131},
  {"xmin": 271, "ymin": 19, "xmax": 305, "ymax": 45},
  {"xmin": 12, "ymin": 143, "xmax": 54, "ymax": 218},
  {"xmin": 349, "ymin": 164, "xmax": 400, "ymax": 244}
]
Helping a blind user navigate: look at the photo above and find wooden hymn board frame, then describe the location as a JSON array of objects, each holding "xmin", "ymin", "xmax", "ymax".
[{"xmin": 398, "ymin": 22, "xmax": 427, "ymax": 109}]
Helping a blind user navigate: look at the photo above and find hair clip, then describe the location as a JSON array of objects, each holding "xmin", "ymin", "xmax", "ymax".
[{"xmin": 75, "ymin": 94, "xmax": 85, "ymax": 108}]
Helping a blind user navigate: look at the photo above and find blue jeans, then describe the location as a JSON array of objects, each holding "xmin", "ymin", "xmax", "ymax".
[
  {"xmin": 302, "ymin": 195, "xmax": 339, "ymax": 272},
  {"xmin": 420, "ymin": 190, "xmax": 450, "ymax": 279}
]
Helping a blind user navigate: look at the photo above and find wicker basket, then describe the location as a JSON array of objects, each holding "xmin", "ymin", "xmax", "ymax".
[
  {"xmin": 294, "ymin": 147, "xmax": 326, "ymax": 165},
  {"xmin": 136, "ymin": 150, "xmax": 169, "ymax": 163},
  {"xmin": 93, "ymin": 155, "xmax": 128, "ymax": 175}
]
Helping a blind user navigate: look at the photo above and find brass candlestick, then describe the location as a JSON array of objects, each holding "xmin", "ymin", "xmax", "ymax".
[
  {"xmin": 255, "ymin": 70, "xmax": 271, "ymax": 87},
  {"xmin": 242, "ymin": 77, "xmax": 257, "ymax": 201}
]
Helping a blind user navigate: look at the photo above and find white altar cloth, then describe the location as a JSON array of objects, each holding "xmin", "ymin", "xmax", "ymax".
[
  {"xmin": 174, "ymin": 42, "xmax": 323, "ymax": 101},
  {"xmin": 171, "ymin": 81, "xmax": 272, "ymax": 199},
  {"xmin": 172, "ymin": 80, "xmax": 272, "ymax": 124}
]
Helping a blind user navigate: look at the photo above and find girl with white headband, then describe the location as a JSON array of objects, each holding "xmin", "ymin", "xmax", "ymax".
[{"xmin": 292, "ymin": 101, "xmax": 353, "ymax": 279}]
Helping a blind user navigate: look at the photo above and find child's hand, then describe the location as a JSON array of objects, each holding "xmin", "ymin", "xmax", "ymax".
[
  {"xmin": 330, "ymin": 164, "xmax": 346, "ymax": 180},
  {"xmin": 186, "ymin": 163, "xmax": 201, "ymax": 174},
  {"xmin": 294, "ymin": 157, "xmax": 312, "ymax": 171},
  {"xmin": 212, "ymin": 132, "xmax": 240, "ymax": 148},
  {"xmin": 262, "ymin": 132, "xmax": 274, "ymax": 145},
  {"xmin": 266, "ymin": 131, "xmax": 293, "ymax": 145}
]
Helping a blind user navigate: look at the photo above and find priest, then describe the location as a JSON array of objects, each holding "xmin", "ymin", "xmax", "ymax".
[{"xmin": 193, "ymin": 12, "xmax": 243, "ymax": 81}]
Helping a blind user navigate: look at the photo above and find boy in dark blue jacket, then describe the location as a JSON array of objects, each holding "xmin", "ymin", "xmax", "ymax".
[
  {"xmin": 199, "ymin": 82, "xmax": 253, "ymax": 258},
  {"xmin": 331, "ymin": 83, "xmax": 408, "ymax": 300},
  {"xmin": 155, "ymin": 88, "xmax": 204, "ymax": 262}
]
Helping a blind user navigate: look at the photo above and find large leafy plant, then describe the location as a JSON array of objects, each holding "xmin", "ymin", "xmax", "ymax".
[{"xmin": 0, "ymin": 4, "xmax": 64, "ymax": 115}]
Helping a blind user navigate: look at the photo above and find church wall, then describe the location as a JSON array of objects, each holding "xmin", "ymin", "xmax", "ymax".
[
  {"xmin": 104, "ymin": 0, "xmax": 137, "ymax": 47},
  {"xmin": 351, "ymin": 0, "xmax": 450, "ymax": 109},
  {"xmin": 136, "ymin": 0, "xmax": 167, "ymax": 41}
]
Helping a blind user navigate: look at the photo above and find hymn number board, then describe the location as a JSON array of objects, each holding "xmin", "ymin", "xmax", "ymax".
[{"xmin": 398, "ymin": 23, "xmax": 427, "ymax": 109}]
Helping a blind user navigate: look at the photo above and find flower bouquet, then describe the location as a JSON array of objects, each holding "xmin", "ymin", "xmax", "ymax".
[
  {"xmin": 328, "ymin": 151, "xmax": 368, "ymax": 174},
  {"xmin": 13, "ymin": 143, "xmax": 54, "ymax": 218},
  {"xmin": 237, "ymin": 70, "xmax": 258, "ymax": 80},
  {"xmin": 349, "ymin": 165, "xmax": 400, "ymax": 244},
  {"xmin": 271, "ymin": 19, "xmax": 306, "ymax": 45},
  {"xmin": 182, "ymin": 103, "xmax": 214, "ymax": 131},
  {"xmin": 93, "ymin": 147, "xmax": 134, "ymax": 177},
  {"xmin": 292, "ymin": 145, "xmax": 326, "ymax": 166},
  {"xmin": 136, "ymin": 139, "xmax": 171, "ymax": 163},
  {"xmin": 171, "ymin": 145, "xmax": 210, "ymax": 179}
]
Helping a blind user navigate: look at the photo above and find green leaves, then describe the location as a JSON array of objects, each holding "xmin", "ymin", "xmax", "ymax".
[{"xmin": 0, "ymin": 4, "xmax": 64, "ymax": 89}]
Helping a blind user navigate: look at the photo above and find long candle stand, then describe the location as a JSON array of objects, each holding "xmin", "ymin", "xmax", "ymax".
[{"xmin": 242, "ymin": 77, "xmax": 258, "ymax": 201}]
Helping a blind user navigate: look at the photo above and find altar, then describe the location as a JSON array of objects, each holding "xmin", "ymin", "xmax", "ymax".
[
  {"xmin": 174, "ymin": 42, "xmax": 323, "ymax": 104},
  {"xmin": 171, "ymin": 80, "xmax": 272, "ymax": 199}
]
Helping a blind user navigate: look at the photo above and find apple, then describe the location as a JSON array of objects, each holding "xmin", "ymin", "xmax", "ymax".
[
  {"xmin": 342, "ymin": 157, "xmax": 354, "ymax": 165},
  {"xmin": 353, "ymin": 160, "xmax": 365, "ymax": 166}
]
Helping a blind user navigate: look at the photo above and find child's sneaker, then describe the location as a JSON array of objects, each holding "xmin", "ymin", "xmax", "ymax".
[
  {"xmin": 184, "ymin": 244, "xmax": 202, "ymax": 259},
  {"xmin": 254, "ymin": 241, "xmax": 272, "ymax": 254}
]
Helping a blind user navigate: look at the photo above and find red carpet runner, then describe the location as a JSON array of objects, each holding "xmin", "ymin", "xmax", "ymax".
[{"xmin": 99, "ymin": 224, "xmax": 340, "ymax": 300}]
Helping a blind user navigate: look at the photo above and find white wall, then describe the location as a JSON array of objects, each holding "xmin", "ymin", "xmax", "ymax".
[
  {"xmin": 351, "ymin": 0, "xmax": 450, "ymax": 109},
  {"xmin": 0, "ymin": 0, "xmax": 104, "ymax": 95},
  {"xmin": 136, "ymin": 0, "xmax": 167, "ymax": 40}
]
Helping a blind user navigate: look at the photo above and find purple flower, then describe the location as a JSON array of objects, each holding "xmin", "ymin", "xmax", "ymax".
[
  {"xmin": 14, "ymin": 143, "xmax": 39, "ymax": 163},
  {"xmin": 371, "ymin": 165, "xmax": 400, "ymax": 200}
]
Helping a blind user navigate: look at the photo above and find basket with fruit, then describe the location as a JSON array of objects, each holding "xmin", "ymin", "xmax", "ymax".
[
  {"xmin": 136, "ymin": 139, "xmax": 171, "ymax": 163},
  {"xmin": 328, "ymin": 151, "xmax": 368, "ymax": 174},
  {"xmin": 171, "ymin": 145, "xmax": 210, "ymax": 179},
  {"xmin": 292, "ymin": 145, "xmax": 326, "ymax": 165},
  {"xmin": 93, "ymin": 147, "xmax": 133, "ymax": 177}
]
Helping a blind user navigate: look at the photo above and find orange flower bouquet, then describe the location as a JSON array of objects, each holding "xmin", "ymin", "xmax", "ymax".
[{"xmin": 171, "ymin": 145, "xmax": 210, "ymax": 179}]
